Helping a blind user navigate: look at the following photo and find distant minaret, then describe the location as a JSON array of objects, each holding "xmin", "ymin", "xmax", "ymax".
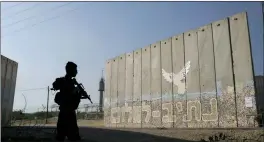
[{"xmin": 98, "ymin": 69, "xmax": 105, "ymax": 112}]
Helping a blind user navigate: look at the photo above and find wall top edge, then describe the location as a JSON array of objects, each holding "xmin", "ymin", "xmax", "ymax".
[
  {"xmin": 105, "ymin": 11, "xmax": 247, "ymax": 62},
  {"xmin": 142, "ymin": 45, "xmax": 151, "ymax": 50},
  {"xmin": 1, "ymin": 55, "xmax": 18, "ymax": 65},
  {"xmin": 228, "ymin": 11, "xmax": 247, "ymax": 19},
  {"xmin": 211, "ymin": 18, "xmax": 228, "ymax": 27}
]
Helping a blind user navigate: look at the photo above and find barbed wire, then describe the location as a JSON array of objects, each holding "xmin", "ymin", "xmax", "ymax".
[
  {"xmin": 3, "ymin": 108, "xmax": 56, "ymax": 141},
  {"xmin": 3, "ymin": 100, "xmax": 102, "ymax": 140},
  {"xmin": 3, "ymin": 84, "xmax": 101, "ymax": 140},
  {"xmin": 21, "ymin": 93, "xmax": 27, "ymax": 113}
]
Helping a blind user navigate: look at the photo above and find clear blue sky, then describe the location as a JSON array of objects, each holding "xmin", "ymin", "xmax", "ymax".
[{"xmin": 1, "ymin": 2, "xmax": 263, "ymax": 112}]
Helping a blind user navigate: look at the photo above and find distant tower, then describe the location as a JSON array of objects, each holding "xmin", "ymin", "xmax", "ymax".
[{"xmin": 98, "ymin": 69, "xmax": 105, "ymax": 112}]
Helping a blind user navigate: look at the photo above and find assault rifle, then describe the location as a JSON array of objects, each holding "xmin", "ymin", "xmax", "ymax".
[
  {"xmin": 73, "ymin": 78, "xmax": 93, "ymax": 104},
  {"xmin": 51, "ymin": 78, "xmax": 93, "ymax": 104}
]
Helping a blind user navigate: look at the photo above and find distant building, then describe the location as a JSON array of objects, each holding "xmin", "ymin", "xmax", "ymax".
[
  {"xmin": 98, "ymin": 70, "xmax": 105, "ymax": 112},
  {"xmin": 1, "ymin": 55, "xmax": 18, "ymax": 127}
]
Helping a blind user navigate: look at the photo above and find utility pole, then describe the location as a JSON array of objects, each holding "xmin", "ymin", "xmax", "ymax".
[{"xmin": 46, "ymin": 86, "xmax": 50, "ymax": 124}]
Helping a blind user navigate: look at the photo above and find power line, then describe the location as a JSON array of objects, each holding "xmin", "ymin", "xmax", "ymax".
[
  {"xmin": 1, "ymin": 3, "xmax": 91, "ymax": 38},
  {"xmin": 1, "ymin": 2, "xmax": 72, "ymax": 29},
  {"xmin": 1, "ymin": 2, "xmax": 43, "ymax": 21},
  {"xmin": 1, "ymin": 2, "xmax": 23, "ymax": 11},
  {"xmin": 18, "ymin": 87, "xmax": 47, "ymax": 92}
]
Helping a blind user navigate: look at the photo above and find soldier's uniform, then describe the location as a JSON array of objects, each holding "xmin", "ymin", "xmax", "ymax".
[{"xmin": 53, "ymin": 76, "xmax": 81, "ymax": 141}]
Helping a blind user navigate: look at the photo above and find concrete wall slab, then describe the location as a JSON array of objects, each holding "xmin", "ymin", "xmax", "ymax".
[
  {"xmin": 132, "ymin": 49, "xmax": 142, "ymax": 128},
  {"xmin": 212, "ymin": 18, "xmax": 237, "ymax": 128},
  {"xmin": 124, "ymin": 52, "xmax": 134, "ymax": 128},
  {"xmin": 1, "ymin": 55, "xmax": 18, "ymax": 127},
  {"xmin": 110, "ymin": 58, "xmax": 118, "ymax": 127},
  {"xmin": 141, "ymin": 46, "xmax": 152, "ymax": 128},
  {"xmin": 117, "ymin": 54, "xmax": 126, "ymax": 128},
  {"xmin": 104, "ymin": 60, "xmax": 112, "ymax": 127},
  {"xmin": 161, "ymin": 37, "xmax": 173, "ymax": 128},
  {"xmin": 197, "ymin": 24, "xmax": 218, "ymax": 128},
  {"xmin": 184, "ymin": 30, "xmax": 202, "ymax": 128},
  {"xmin": 229, "ymin": 12, "xmax": 257, "ymax": 127},
  {"xmin": 172, "ymin": 34, "xmax": 187, "ymax": 128},
  {"xmin": 150, "ymin": 42, "xmax": 162, "ymax": 128}
]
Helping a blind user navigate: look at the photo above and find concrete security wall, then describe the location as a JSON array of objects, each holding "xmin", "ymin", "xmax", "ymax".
[
  {"xmin": 104, "ymin": 12, "xmax": 257, "ymax": 128},
  {"xmin": 1, "ymin": 55, "xmax": 18, "ymax": 127}
]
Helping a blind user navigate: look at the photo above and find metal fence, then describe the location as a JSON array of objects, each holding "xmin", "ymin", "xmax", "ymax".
[
  {"xmin": 7, "ymin": 87, "xmax": 103, "ymax": 127},
  {"xmin": 2, "ymin": 87, "xmax": 103, "ymax": 141}
]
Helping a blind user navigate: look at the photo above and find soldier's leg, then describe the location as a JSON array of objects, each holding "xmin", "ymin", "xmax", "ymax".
[
  {"xmin": 67, "ymin": 111, "xmax": 81, "ymax": 141},
  {"xmin": 56, "ymin": 111, "xmax": 67, "ymax": 141},
  {"xmin": 72, "ymin": 111, "xmax": 80, "ymax": 138}
]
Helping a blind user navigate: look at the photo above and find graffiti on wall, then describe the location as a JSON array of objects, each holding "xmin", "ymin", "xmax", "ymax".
[
  {"xmin": 104, "ymin": 12, "xmax": 257, "ymax": 128},
  {"xmin": 110, "ymin": 98, "xmax": 218, "ymax": 124},
  {"xmin": 109, "ymin": 80, "xmax": 255, "ymax": 125},
  {"xmin": 162, "ymin": 61, "xmax": 191, "ymax": 94}
]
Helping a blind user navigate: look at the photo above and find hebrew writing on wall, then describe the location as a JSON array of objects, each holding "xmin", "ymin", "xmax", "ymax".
[{"xmin": 104, "ymin": 12, "xmax": 257, "ymax": 128}]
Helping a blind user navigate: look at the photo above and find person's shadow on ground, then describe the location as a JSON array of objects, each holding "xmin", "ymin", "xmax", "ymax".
[
  {"xmin": 2, "ymin": 126, "xmax": 200, "ymax": 142},
  {"xmin": 79, "ymin": 127, "xmax": 199, "ymax": 142}
]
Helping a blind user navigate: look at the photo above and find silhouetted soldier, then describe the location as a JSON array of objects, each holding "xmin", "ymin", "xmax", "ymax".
[{"xmin": 52, "ymin": 62, "xmax": 81, "ymax": 141}]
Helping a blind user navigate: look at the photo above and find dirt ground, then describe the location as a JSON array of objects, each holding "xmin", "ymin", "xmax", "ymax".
[
  {"xmin": 3, "ymin": 126, "xmax": 264, "ymax": 142},
  {"xmin": 5, "ymin": 120, "xmax": 264, "ymax": 142}
]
